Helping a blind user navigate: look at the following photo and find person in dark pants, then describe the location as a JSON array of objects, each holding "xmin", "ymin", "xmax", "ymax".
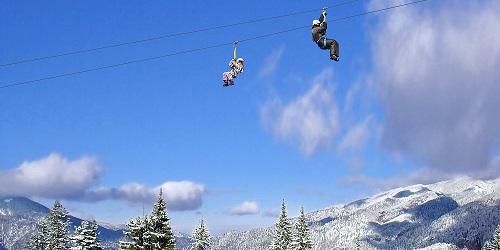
[{"xmin": 312, "ymin": 8, "xmax": 339, "ymax": 61}]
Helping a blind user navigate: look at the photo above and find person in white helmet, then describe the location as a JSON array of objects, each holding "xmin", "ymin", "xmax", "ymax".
[
  {"xmin": 222, "ymin": 43, "xmax": 245, "ymax": 86},
  {"xmin": 312, "ymin": 8, "xmax": 339, "ymax": 61}
]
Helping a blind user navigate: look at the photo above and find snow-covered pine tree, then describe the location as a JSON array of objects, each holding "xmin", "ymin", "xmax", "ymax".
[
  {"xmin": 291, "ymin": 206, "xmax": 312, "ymax": 250},
  {"xmin": 120, "ymin": 216, "xmax": 147, "ymax": 249},
  {"xmin": 28, "ymin": 216, "xmax": 50, "ymax": 250},
  {"xmin": 143, "ymin": 215, "xmax": 155, "ymax": 250},
  {"xmin": 47, "ymin": 200, "xmax": 70, "ymax": 250},
  {"xmin": 484, "ymin": 225, "xmax": 500, "ymax": 250},
  {"xmin": 483, "ymin": 242, "xmax": 492, "ymax": 250},
  {"xmin": 190, "ymin": 218, "xmax": 211, "ymax": 250},
  {"xmin": 150, "ymin": 189, "xmax": 176, "ymax": 250},
  {"xmin": 270, "ymin": 199, "xmax": 293, "ymax": 250},
  {"xmin": 71, "ymin": 220, "xmax": 103, "ymax": 250},
  {"xmin": 355, "ymin": 239, "xmax": 361, "ymax": 250}
]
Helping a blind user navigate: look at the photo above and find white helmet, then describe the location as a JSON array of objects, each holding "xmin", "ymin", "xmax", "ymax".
[
  {"xmin": 312, "ymin": 20, "xmax": 320, "ymax": 26},
  {"xmin": 237, "ymin": 58, "xmax": 244, "ymax": 63}
]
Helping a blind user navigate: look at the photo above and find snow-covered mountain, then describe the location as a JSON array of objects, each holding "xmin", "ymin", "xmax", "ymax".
[
  {"xmin": 210, "ymin": 177, "xmax": 500, "ymax": 250},
  {"xmin": 0, "ymin": 197, "xmax": 191, "ymax": 250},
  {"xmin": 1, "ymin": 177, "xmax": 499, "ymax": 249},
  {"xmin": 0, "ymin": 196, "xmax": 127, "ymax": 249}
]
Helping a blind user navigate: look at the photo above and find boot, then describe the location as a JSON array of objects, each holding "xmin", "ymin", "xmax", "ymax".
[
  {"xmin": 330, "ymin": 52, "xmax": 339, "ymax": 61},
  {"xmin": 330, "ymin": 47, "xmax": 339, "ymax": 61}
]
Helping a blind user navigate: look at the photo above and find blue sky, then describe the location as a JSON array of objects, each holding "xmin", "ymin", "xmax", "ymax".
[{"xmin": 1, "ymin": 0, "xmax": 499, "ymax": 234}]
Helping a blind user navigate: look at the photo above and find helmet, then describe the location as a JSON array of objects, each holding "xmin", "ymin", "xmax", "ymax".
[
  {"xmin": 312, "ymin": 20, "xmax": 320, "ymax": 26},
  {"xmin": 237, "ymin": 58, "xmax": 244, "ymax": 63}
]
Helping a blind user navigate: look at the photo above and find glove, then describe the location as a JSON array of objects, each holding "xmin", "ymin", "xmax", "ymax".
[{"xmin": 322, "ymin": 8, "xmax": 327, "ymax": 16}]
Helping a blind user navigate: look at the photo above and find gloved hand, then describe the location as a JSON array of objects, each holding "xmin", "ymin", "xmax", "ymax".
[{"xmin": 322, "ymin": 7, "xmax": 327, "ymax": 16}]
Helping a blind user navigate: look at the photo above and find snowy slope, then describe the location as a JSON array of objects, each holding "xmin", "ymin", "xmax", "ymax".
[
  {"xmin": 0, "ymin": 178, "xmax": 498, "ymax": 249},
  {"xmin": 0, "ymin": 197, "xmax": 51, "ymax": 249},
  {"xmin": 210, "ymin": 177, "xmax": 500, "ymax": 250}
]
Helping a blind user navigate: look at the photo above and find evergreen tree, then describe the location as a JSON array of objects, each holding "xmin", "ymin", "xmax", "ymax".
[
  {"xmin": 28, "ymin": 216, "xmax": 49, "ymax": 250},
  {"xmin": 483, "ymin": 242, "xmax": 493, "ymax": 250},
  {"xmin": 190, "ymin": 218, "xmax": 211, "ymax": 250},
  {"xmin": 150, "ymin": 189, "xmax": 176, "ymax": 250},
  {"xmin": 291, "ymin": 206, "xmax": 312, "ymax": 250},
  {"xmin": 270, "ymin": 199, "xmax": 292, "ymax": 250},
  {"xmin": 143, "ymin": 216, "xmax": 155, "ymax": 250},
  {"xmin": 47, "ymin": 200, "xmax": 70, "ymax": 250},
  {"xmin": 120, "ymin": 216, "xmax": 148, "ymax": 249},
  {"xmin": 484, "ymin": 225, "xmax": 500, "ymax": 250},
  {"xmin": 355, "ymin": 238, "xmax": 361, "ymax": 250},
  {"xmin": 71, "ymin": 220, "xmax": 103, "ymax": 250}
]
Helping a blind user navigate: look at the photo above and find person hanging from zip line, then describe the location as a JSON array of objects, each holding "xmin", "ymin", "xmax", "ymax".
[
  {"xmin": 222, "ymin": 41, "xmax": 245, "ymax": 87},
  {"xmin": 312, "ymin": 8, "xmax": 339, "ymax": 61}
]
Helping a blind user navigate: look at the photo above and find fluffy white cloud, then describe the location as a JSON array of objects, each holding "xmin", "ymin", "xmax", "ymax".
[
  {"xmin": 259, "ymin": 46, "xmax": 285, "ymax": 78},
  {"xmin": 0, "ymin": 154, "xmax": 206, "ymax": 211},
  {"xmin": 158, "ymin": 181, "xmax": 205, "ymax": 210},
  {"xmin": 85, "ymin": 181, "xmax": 206, "ymax": 211},
  {"xmin": 0, "ymin": 154, "xmax": 102, "ymax": 199},
  {"xmin": 227, "ymin": 201, "xmax": 260, "ymax": 216},
  {"xmin": 261, "ymin": 69, "xmax": 340, "ymax": 155},
  {"xmin": 371, "ymin": 0, "xmax": 500, "ymax": 174}
]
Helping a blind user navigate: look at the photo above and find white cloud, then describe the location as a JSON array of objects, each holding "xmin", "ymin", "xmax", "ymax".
[
  {"xmin": 261, "ymin": 209, "xmax": 280, "ymax": 218},
  {"xmin": 259, "ymin": 46, "xmax": 285, "ymax": 78},
  {"xmin": 370, "ymin": 0, "xmax": 500, "ymax": 174},
  {"xmin": 157, "ymin": 181, "xmax": 205, "ymax": 211},
  {"xmin": 337, "ymin": 115, "xmax": 373, "ymax": 153},
  {"xmin": 340, "ymin": 157, "xmax": 500, "ymax": 192},
  {"xmin": 0, "ymin": 153, "xmax": 102, "ymax": 199},
  {"xmin": 84, "ymin": 181, "xmax": 206, "ymax": 211},
  {"xmin": 227, "ymin": 201, "xmax": 260, "ymax": 216},
  {"xmin": 0, "ymin": 154, "xmax": 206, "ymax": 211},
  {"xmin": 261, "ymin": 69, "xmax": 340, "ymax": 155},
  {"xmin": 339, "ymin": 167, "xmax": 470, "ymax": 192},
  {"xmin": 340, "ymin": 155, "xmax": 500, "ymax": 191},
  {"xmin": 343, "ymin": 83, "xmax": 362, "ymax": 115}
]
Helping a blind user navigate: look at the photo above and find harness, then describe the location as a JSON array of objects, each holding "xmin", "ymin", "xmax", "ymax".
[
  {"xmin": 316, "ymin": 37, "xmax": 327, "ymax": 49},
  {"xmin": 314, "ymin": 34, "xmax": 324, "ymax": 43}
]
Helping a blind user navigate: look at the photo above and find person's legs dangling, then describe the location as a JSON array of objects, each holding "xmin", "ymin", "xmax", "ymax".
[
  {"xmin": 317, "ymin": 38, "xmax": 339, "ymax": 61},
  {"xmin": 332, "ymin": 39, "xmax": 339, "ymax": 60},
  {"xmin": 325, "ymin": 39, "xmax": 339, "ymax": 61},
  {"xmin": 223, "ymin": 71, "xmax": 232, "ymax": 86},
  {"xmin": 228, "ymin": 69, "xmax": 238, "ymax": 85}
]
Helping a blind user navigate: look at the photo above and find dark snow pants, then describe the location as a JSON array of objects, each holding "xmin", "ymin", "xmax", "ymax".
[{"xmin": 317, "ymin": 38, "xmax": 339, "ymax": 59}]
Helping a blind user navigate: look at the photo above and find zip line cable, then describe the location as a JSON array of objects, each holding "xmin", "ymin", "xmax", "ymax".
[
  {"xmin": 0, "ymin": 0, "xmax": 429, "ymax": 90},
  {"xmin": 0, "ymin": 0, "xmax": 359, "ymax": 68},
  {"xmin": 0, "ymin": 42, "xmax": 234, "ymax": 89}
]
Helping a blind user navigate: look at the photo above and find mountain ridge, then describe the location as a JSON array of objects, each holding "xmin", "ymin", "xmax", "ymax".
[
  {"xmin": 0, "ymin": 196, "xmax": 191, "ymax": 249},
  {"xmin": 1, "ymin": 177, "xmax": 499, "ymax": 249},
  {"xmin": 210, "ymin": 177, "xmax": 500, "ymax": 250},
  {"xmin": 0, "ymin": 196, "xmax": 125, "ymax": 249}
]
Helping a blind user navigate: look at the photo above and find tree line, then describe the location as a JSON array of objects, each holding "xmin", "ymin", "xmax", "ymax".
[
  {"xmin": 484, "ymin": 226, "xmax": 500, "ymax": 250},
  {"xmin": 27, "ymin": 189, "xmax": 210, "ymax": 250},
  {"xmin": 29, "ymin": 200, "xmax": 101, "ymax": 250},
  {"xmin": 28, "ymin": 190, "xmax": 500, "ymax": 250}
]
